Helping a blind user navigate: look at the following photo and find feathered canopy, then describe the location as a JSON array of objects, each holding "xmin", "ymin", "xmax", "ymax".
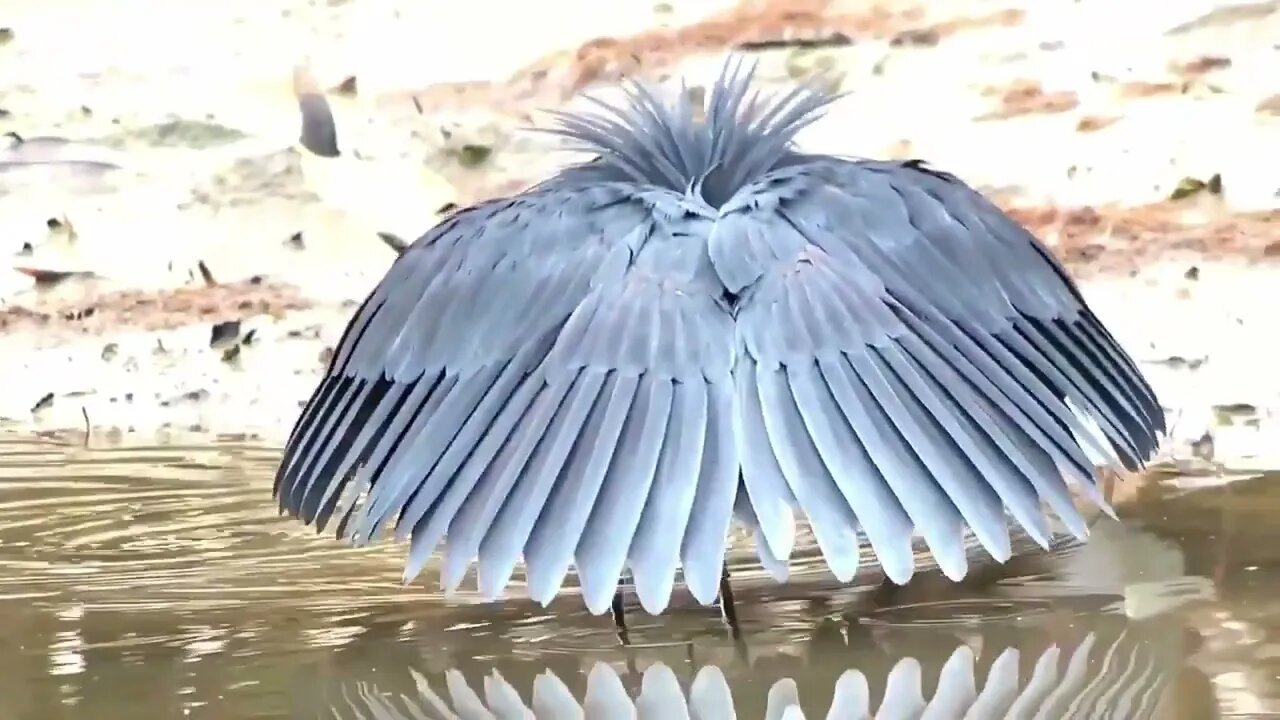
[{"xmin": 272, "ymin": 56, "xmax": 1164, "ymax": 616}]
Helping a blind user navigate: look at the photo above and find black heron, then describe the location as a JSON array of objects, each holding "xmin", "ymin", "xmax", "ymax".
[{"xmin": 272, "ymin": 58, "xmax": 1165, "ymax": 640}]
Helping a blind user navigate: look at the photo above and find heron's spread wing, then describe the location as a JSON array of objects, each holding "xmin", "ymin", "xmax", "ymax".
[
  {"xmin": 714, "ymin": 160, "xmax": 1163, "ymax": 585},
  {"xmin": 277, "ymin": 152, "xmax": 1164, "ymax": 609},
  {"xmin": 275, "ymin": 183, "xmax": 740, "ymax": 614},
  {"xmin": 836, "ymin": 160, "xmax": 1162, "ymax": 463}
]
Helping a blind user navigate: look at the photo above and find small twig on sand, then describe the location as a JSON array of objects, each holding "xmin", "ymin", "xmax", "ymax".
[
  {"xmin": 197, "ymin": 260, "xmax": 217, "ymax": 287},
  {"xmin": 81, "ymin": 406, "xmax": 91, "ymax": 446}
]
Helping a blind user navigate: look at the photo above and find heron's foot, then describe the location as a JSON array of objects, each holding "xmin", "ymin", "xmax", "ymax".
[
  {"xmin": 613, "ymin": 570, "xmax": 740, "ymax": 647},
  {"xmin": 719, "ymin": 566, "xmax": 742, "ymax": 641},
  {"xmin": 611, "ymin": 584, "xmax": 631, "ymax": 647}
]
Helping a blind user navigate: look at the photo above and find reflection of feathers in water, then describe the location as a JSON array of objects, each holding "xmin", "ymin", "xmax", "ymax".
[
  {"xmin": 327, "ymin": 631, "xmax": 1175, "ymax": 719},
  {"xmin": 1038, "ymin": 519, "xmax": 1215, "ymax": 620}
]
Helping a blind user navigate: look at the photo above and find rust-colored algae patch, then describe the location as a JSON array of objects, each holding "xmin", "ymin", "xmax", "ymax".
[
  {"xmin": 927, "ymin": 7, "xmax": 1024, "ymax": 36},
  {"xmin": 1076, "ymin": 115, "xmax": 1121, "ymax": 133},
  {"xmin": 560, "ymin": 4, "xmax": 1028, "ymax": 93},
  {"xmin": 0, "ymin": 280, "xmax": 313, "ymax": 336},
  {"xmin": 1006, "ymin": 203, "xmax": 1280, "ymax": 277},
  {"xmin": 1257, "ymin": 94, "xmax": 1280, "ymax": 116},
  {"xmin": 400, "ymin": 1, "xmax": 1031, "ymax": 113},
  {"xmin": 1171, "ymin": 55, "xmax": 1233, "ymax": 77},
  {"xmin": 976, "ymin": 79, "xmax": 1079, "ymax": 120},
  {"xmin": 562, "ymin": 0, "xmax": 849, "ymax": 90},
  {"xmin": 526, "ymin": 0, "xmax": 912, "ymax": 96},
  {"xmin": 1117, "ymin": 81, "xmax": 1186, "ymax": 100}
]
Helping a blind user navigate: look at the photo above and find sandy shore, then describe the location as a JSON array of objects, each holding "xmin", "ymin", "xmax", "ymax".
[{"xmin": 1, "ymin": 0, "xmax": 1277, "ymax": 468}]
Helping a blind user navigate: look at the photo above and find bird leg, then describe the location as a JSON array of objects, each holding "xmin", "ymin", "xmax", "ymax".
[
  {"xmin": 611, "ymin": 582, "xmax": 631, "ymax": 647},
  {"xmin": 718, "ymin": 566, "xmax": 741, "ymax": 640},
  {"xmin": 614, "ymin": 568, "xmax": 740, "ymax": 646}
]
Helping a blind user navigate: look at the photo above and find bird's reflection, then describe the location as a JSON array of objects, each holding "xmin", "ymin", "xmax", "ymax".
[{"xmin": 311, "ymin": 594, "xmax": 1192, "ymax": 719}]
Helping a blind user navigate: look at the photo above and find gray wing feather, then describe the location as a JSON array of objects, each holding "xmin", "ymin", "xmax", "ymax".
[
  {"xmin": 274, "ymin": 185, "xmax": 740, "ymax": 615},
  {"xmin": 864, "ymin": 162, "xmax": 1162, "ymax": 455},
  {"xmin": 625, "ymin": 378, "xmax": 705, "ymax": 613},
  {"xmin": 678, "ymin": 379, "xmax": 741, "ymax": 603},
  {"xmin": 716, "ymin": 159, "xmax": 1162, "ymax": 584},
  {"xmin": 754, "ymin": 360, "xmax": 863, "ymax": 582},
  {"xmin": 728, "ymin": 210, "xmax": 1008, "ymax": 581},
  {"xmin": 733, "ymin": 357, "xmax": 800, "ymax": 565},
  {"xmin": 521, "ymin": 371, "xmax": 637, "ymax": 606},
  {"xmin": 731, "ymin": 485, "xmax": 791, "ymax": 583},
  {"xmin": 791, "ymin": 358, "xmax": 916, "ymax": 582},
  {"xmin": 474, "ymin": 368, "xmax": 608, "ymax": 599},
  {"xmin": 790, "ymin": 182, "xmax": 1134, "ymax": 475},
  {"xmin": 573, "ymin": 374, "xmax": 674, "ymax": 612}
]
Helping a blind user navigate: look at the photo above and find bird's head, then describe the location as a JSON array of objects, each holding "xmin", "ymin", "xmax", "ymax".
[{"xmin": 548, "ymin": 57, "xmax": 836, "ymax": 208}]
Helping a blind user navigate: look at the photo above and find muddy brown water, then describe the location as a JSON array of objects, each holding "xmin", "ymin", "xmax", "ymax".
[{"xmin": 0, "ymin": 429, "xmax": 1275, "ymax": 719}]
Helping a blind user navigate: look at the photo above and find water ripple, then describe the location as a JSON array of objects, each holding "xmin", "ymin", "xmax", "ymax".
[
  {"xmin": 0, "ymin": 430, "xmax": 1277, "ymax": 718},
  {"xmin": 0, "ymin": 433, "xmax": 424, "ymax": 614}
]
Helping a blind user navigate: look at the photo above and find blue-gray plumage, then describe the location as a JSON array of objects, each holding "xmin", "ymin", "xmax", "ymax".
[{"xmin": 273, "ymin": 59, "xmax": 1165, "ymax": 617}]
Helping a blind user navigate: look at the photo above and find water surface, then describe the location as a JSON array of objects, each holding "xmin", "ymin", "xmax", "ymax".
[{"xmin": 0, "ymin": 430, "xmax": 1275, "ymax": 718}]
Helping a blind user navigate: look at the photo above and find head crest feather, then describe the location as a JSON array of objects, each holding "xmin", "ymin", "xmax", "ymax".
[{"xmin": 548, "ymin": 56, "xmax": 836, "ymax": 206}]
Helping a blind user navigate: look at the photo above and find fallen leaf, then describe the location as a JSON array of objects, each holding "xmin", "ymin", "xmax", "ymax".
[
  {"xmin": 1119, "ymin": 81, "xmax": 1183, "ymax": 99},
  {"xmin": 889, "ymin": 28, "xmax": 939, "ymax": 48},
  {"xmin": 197, "ymin": 260, "xmax": 217, "ymax": 287},
  {"xmin": 210, "ymin": 320, "xmax": 241, "ymax": 350},
  {"xmin": 1076, "ymin": 115, "xmax": 1119, "ymax": 133},
  {"xmin": 332, "ymin": 76, "xmax": 358, "ymax": 97},
  {"xmin": 30, "ymin": 393, "xmax": 54, "ymax": 413},
  {"xmin": 456, "ymin": 144, "xmax": 492, "ymax": 168},
  {"xmin": 1170, "ymin": 173, "xmax": 1223, "ymax": 200}
]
